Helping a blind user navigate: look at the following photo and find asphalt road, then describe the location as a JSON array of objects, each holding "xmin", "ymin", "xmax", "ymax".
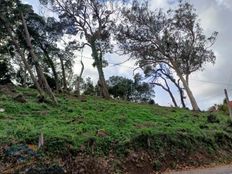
[{"xmin": 165, "ymin": 165, "xmax": 232, "ymax": 174}]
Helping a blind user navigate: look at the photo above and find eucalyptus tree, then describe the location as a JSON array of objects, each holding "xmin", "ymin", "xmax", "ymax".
[
  {"xmin": 0, "ymin": 0, "xmax": 44, "ymax": 96},
  {"xmin": 0, "ymin": 0, "xmax": 57, "ymax": 104},
  {"xmin": 116, "ymin": 1, "xmax": 217, "ymax": 111},
  {"xmin": 40, "ymin": 0, "xmax": 121, "ymax": 99},
  {"xmin": 58, "ymin": 46, "xmax": 75, "ymax": 91},
  {"xmin": 27, "ymin": 16, "xmax": 64, "ymax": 91}
]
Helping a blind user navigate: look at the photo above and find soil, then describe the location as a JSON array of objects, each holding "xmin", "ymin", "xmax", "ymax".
[{"xmin": 1, "ymin": 140, "xmax": 232, "ymax": 174}]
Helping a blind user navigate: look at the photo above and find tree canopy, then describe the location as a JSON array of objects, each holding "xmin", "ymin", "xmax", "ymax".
[{"xmin": 116, "ymin": 0, "xmax": 218, "ymax": 110}]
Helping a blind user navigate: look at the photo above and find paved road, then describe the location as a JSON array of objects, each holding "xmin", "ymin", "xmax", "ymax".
[{"xmin": 165, "ymin": 165, "xmax": 232, "ymax": 174}]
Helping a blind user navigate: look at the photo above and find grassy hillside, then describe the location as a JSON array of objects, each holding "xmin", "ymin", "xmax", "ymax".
[{"xmin": 1, "ymin": 86, "xmax": 232, "ymax": 173}]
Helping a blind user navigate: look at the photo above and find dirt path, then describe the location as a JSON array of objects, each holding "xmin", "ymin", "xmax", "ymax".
[{"xmin": 165, "ymin": 165, "xmax": 232, "ymax": 174}]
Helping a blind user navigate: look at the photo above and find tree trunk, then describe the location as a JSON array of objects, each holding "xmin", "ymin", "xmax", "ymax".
[
  {"xmin": 91, "ymin": 42, "xmax": 110, "ymax": 99},
  {"xmin": 76, "ymin": 60, "xmax": 84, "ymax": 97},
  {"xmin": 177, "ymin": 80, "xmax": 186, "ymax": 108},
  {"xmin": 186, "ymin": 74, "xmax": 189, "ymax": 86},
  {"xmin": 152, "ymin": 82, "xmax": 178, "ymax": 107},
  {"xmin": 18, "ymin": 55, "xmax": 27, "ymax": 87},
  {"xmin": 41, "ymin": 46, "xmax": 60, "ymax": 91},
  {"xmin": 179, "ymin": 87, "xmax": 186, "ymax": 108},
  {"xmin": 96, "ymin": 63, "xmax": 110, "ymax": 99},
  {"xmin": 60, "ymin": 57, "xmax": 67, "ymax": 91},
  {"xmin": 0, "ymin": 15, "xmax": 44, "ymax": 97},
  {"xmin": 170, "ymin": 60, "xmax": 200, "ymax": 111},
  {"xmin": 20, "ymin": 12, "xmax": 58, "ymax": 104},
  {"xmin": 172, "ymin": 78, "xmax": 186, "ymax": 108},
  {"xmin": 170, "ymin": 79, "xmax": 186, "ymax": 108},
  {"xmin": 177, "ymin": 71, "xmax": 200, "ymax": 111},
  {"xmin": 168, "ymin": 90, "xmax": 178, "ymax": 107},
  {"xmin": 48, "ymin": 56, "xmax": 59, "ymax": 91},
  {"xmin": 35, "ymin": 65, "xmax": 44, "ymax": 88}
]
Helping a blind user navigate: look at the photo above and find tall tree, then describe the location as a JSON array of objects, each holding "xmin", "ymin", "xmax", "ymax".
[
  {"xmin": 0, "ymin": 0, "xmax": 57, "ymax": 104},
  {"xmin": 40, "ymin": 0, "xmax": 119, "ymax": 99},
  {"xmin": 0, "ymin": 1, "xmax": 44, "ymax": 97},
  {"xmin": 27, "ymin": 16, "xmax": 64, "ymax": 91},
  {"xmin": 116, "ymin": 1, "xmax": 217, "ymax": 111}
]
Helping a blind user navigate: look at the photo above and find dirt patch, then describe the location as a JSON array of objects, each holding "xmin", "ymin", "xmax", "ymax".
[
  {"xmin": 2, "ymin": 132, "xmax": 232, "ymax": 174},
  {"xmin": 14, "ymin": 94, "xmax": 27, "ymax": 103},
  {"xmin": 0, "ymin": 83, "xmax": 16, "ymax": 96},
  {"xmin": 1, "ymin": 147, "xmax": 232, "ymax": 174},
  {"xmin": 124, "ymin": 151, "xmax": 154, "ymax": 174},
  {"xmin": 63, "ymin": 153, "xmax": 112, "ymax": 174}
]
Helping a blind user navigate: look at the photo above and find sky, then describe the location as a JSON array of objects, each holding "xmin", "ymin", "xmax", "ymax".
[{"xmin": 23, "ymin": 0, "xmax": 232, "ymax": 110}]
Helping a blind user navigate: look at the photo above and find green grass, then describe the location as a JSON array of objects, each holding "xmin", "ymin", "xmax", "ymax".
[{"xmin": 0, "ymin": 87, "xmax": 232, "ymax": 157}]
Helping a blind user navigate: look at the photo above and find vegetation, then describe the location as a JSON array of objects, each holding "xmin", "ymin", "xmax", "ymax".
[
  {"xmin": 0, "ymin": 0, "xmax": 218, "ymax": 109},
  {"xmin": 0, "ymin": 0, "xmax": 227, "ymax": 173},
  {"xmin": 107, "ymin": 74, "xmax": 154, "ymax": 102},
  {"xmin": 1, "ymin": 87, "xmax": 232, "ymax": 173}
]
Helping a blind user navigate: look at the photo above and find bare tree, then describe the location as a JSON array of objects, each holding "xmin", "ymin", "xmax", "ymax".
[{"xmin": 145, "ymin": 64, "xmax": 186, "ymax": 108}]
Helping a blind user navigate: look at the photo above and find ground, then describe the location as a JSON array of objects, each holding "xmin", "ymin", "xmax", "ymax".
[{"xmin": 1, "ymin": 85, "xmax": 232, "ymax": 173}]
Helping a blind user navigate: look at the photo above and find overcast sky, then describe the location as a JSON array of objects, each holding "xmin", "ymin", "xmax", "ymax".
[{"xmin": 23, "ymin": 0, "xmax": 232, "ymax": 110}]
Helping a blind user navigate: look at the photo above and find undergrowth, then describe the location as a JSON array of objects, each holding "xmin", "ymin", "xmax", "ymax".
[{"xmin": 0, "ymin": 87, "xmax": 232, "ymax": 158}]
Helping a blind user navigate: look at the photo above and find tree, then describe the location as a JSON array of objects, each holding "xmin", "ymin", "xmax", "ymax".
[
  {"xmin": 116, "ymin": 1, "xmax": 217, "ymax": 111},
  {"xmin": 40, "ymin": 0, "xmax": 119, "ymax": 99},
  {"xmin": 107, "ymin": 76, "xmax": 134, "ymax": 100},
  {"xmin": 144, "ymin": 64, "xmax": 186, "ymax": 108},
  {"xmin": 20, "ymin": 5, "xmax": 57, "ymax": 104},
  {"xmin": 83, "ymin": 77, "xmax": 96, "ymax": 96},
  {"xmin": 107, "ymin": 75, "xmax": 154, "ymax": 102},
  {"xmin": 0, "ymin": 0, "xmax": 57, "ymax": 104},
  {"xmin": 27, "ymin": 16, "xmax": 64, "ymax": 91},
  {"xmin": 75, "ymin": 51, "xmax": 85, "ymax": 97},
  {"xmin": 0, "ymin": 1, "xmax": 44, "ymax": 97},
  {"xmin": 133, "ymin": 73, "xmax": 154, "ymax": 103}
]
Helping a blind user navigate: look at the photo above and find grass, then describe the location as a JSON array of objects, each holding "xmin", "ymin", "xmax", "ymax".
[{"xmin": 1, "ymin": 87, "xmax": 232, "ymax": 160}]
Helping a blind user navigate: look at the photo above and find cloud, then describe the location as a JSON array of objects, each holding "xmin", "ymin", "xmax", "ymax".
[
  {"xmin": 215, "ymin": 0, "xmax": 232, "ymax": 10},
  {"xmin": 186, "ymin": 0, "xmax": 232, "ymax": 109},
  {"xmin": 150, "ymin": 0, "xmax": 174, "ymax": 10}
]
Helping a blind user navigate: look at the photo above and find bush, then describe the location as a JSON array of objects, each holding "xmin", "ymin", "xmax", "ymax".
[{"xmin": 207, "ymin": 114, "xmax": 220, "ymax": 123}]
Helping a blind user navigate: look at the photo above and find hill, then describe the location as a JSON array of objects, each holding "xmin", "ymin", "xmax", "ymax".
[{"xmin": 0, "ymin": 86, "xmax": 232, "ymax": 173}]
